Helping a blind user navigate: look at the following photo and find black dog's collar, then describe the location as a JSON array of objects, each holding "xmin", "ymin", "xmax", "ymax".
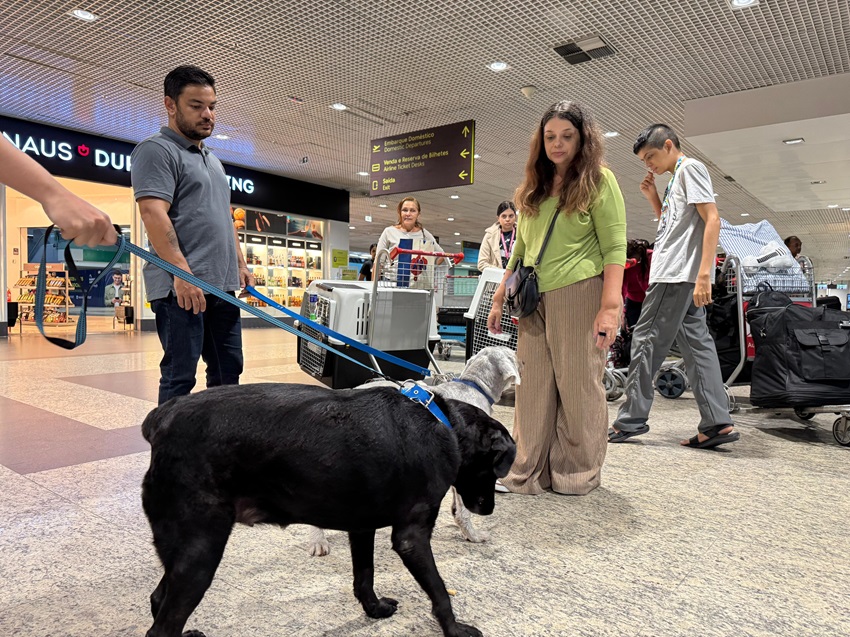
[{"xmin": 452, "ymin": 379, "xmax": 496, "ymax": 405}]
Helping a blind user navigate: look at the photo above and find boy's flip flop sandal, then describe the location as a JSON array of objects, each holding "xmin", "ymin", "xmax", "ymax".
[
  {"xmin": 682, "ymin": 430, "xmax": 740, "ymax": 449},
  {"xmin": 608, "ymin": 424, "xmax": 650, "ymax": 443}
]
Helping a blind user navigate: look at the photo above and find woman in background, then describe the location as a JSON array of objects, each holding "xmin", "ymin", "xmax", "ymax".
[{"xmin": 478, "ymin": 201, "xmax": 518, "ymax": 270}]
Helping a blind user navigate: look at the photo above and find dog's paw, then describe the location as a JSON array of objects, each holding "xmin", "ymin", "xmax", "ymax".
[
  {"xmin": 461, "ymin": 526, "xmax": 490, "ymax": 543},
  {"xmin": 448, "ymin": 623, "xmax": 482, "ymax": 637},
  {"xmin": 364, "ymin": 596, "xmax": 399, "ymax": 619},
  {"xmin": 308, "ymin": 540, "xmax": 330, "ymax": 557}
]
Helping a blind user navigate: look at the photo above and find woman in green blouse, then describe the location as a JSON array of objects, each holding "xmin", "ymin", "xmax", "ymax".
[{"xmin": 488, "ymin": 101, "xmax": 626, "ymax": 495}]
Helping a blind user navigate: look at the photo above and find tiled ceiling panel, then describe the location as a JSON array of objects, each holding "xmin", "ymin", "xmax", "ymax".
[{"xmin": 0, "ymin": 0, "xmax": 848, "ymax": 278}]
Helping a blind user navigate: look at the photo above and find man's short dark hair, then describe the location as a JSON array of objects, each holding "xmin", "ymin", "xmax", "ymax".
[
  {"xmin": 164, "ymin": 65, "xmax": 215, "ymax": 101},
  {"xmin": 633, "ymin": 124, "xmax": 680, "ymax": 155},
  {"xmin": 784, "ymin": 235, "xmax": 800, "ymax": 247}
]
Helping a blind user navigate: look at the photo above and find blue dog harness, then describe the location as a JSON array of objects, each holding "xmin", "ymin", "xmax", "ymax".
[{"xmin": 400, "ymin": 383, "xmax": 452, "ymax": 429}]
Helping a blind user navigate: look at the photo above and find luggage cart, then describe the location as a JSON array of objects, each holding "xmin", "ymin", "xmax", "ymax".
[
  {"xmin": 296, "ymin": 247, "xmax": 462, "ymax": 388},
  {"xmin": 710, "ymin": 255, "xmax": 849, "ymax": 446},
  {"xmin": 435, "ymin": 274, "xmax": 478, "ymax": 361}
]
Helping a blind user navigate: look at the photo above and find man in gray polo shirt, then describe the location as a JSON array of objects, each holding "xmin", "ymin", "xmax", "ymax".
[{"xmin": 131, "ymin": 65, "xmax": 253, "ymax": 405}]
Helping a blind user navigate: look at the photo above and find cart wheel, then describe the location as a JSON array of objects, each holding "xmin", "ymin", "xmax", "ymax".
[
  {"xmin": 794, "ymin": 408, "xmax": 816, "ymax": 421},
  {"xmin": 833, "ymin": 417, "xmax": 850, "ymax": 446},
  {"xmin": 655, "ymin": 368, "xmax": 686, "ymax": 399},
  {"xmin": 612, "ymin": 369, "xmax": 628, "ymax": 388},
  {"xmin": 603, "ymin": 369, "xmax": 623, "ymax": 401}
]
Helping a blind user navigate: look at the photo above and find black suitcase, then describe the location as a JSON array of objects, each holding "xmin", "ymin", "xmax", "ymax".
[
  {"xmin": 747, "ymin": 301, "xmax": 850, "ymax": 407},
  {"xmin": 816, "ymin": 295, "xmax": 843, "ymax": 310}
]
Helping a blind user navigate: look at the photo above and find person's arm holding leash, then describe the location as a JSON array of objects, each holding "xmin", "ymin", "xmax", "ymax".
[
  {"xmin": 0, "ymin": 135, "xmax": 116, "ymax": 247},
  {"xmin": 137, "ymin": 196, "xmax": 206, "ymax": 314},
  {"xmin": 233, "ymin": 225, "xmax": 254, "ymax": 295}
]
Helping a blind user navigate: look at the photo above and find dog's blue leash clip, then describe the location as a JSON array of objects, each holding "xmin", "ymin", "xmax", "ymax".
[{"xmin": 400, "ymin": 382, "xmax": 452, "ymax": 429}]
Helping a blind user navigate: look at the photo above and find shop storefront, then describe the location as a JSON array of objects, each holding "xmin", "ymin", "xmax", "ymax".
[{"xmin": 0, "ymin": 115, "xmax": 349, "ymax": 337}]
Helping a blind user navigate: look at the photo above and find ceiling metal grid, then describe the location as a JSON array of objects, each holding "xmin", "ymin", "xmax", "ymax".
[{"xmin": 0, "ymin": 0, "xmax": 848, "ymax": 278}]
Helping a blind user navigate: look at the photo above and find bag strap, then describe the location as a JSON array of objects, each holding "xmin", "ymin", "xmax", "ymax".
[{"xmin": 534, "ymin": 207, "xmax": 561, "ymax": 267}]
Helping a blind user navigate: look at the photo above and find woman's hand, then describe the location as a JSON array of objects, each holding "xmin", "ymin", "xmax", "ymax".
[
  {"xmin": 487, "ymin": 286, "xmax": 506, "ymax": 334},
  {"xmin": 593, "ymin": 305, "xmax": 620, "ymax": 350}
]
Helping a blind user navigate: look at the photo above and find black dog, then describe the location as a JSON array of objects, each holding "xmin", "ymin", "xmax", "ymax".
[{"xmin": 141, "ymin": 383, "xmax": 516, "ymax": 637}]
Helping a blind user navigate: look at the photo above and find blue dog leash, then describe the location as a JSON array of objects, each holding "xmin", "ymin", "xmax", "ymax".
[{"xmin": 34, "ymin": 226, "xmax": 430, "ymax": 382}]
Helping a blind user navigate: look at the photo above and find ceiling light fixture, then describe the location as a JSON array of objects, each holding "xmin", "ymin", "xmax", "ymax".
[
  {"xmin": 450, "ymin": 195, "xmax": 459, "ymax": 199},
  {"xmin": 741, "ymin": 213, "xmax": 750, "ymax": 217},
  {"xmin": 828, "ymin": 205, "xmax": 839, "ymax": 208},
  {"xmin": 473, "ymin": 153, "xmax": 480, "ymax": 159},
  {"xmin": 811, "ymin": 180, "xmax": 827, "ymax": 185},
  {"xmin": 357, "ymin": 171, "xmax": 368, "ymax": 176},
  {"xmin": 455, "ymin": 242, "xmax": 462, "ymax": 245},
  {"xmin": 487, "ymin": 61, "xmax": 509, "ymax": 72},
  {"xmin": 330, "ymin": 103, "xmax": 348, "ymax": 111},
  {"xmin": 728, "ymin": 0, "xmax": 759, "ymax": 9},
  {"xmin": 378, "ymin": 204, "xmax": 388, "ymax": 208},
  {"xmin": 70, "ymin": 9, "xmax": 98, "ymax": 21},
  {"xmin": 349, "ymin": 225, "xmax": 356, "ymax": 230},
  {"xmin": 604, "ymin": 131, "xmax": 620, "ymax": 138},
  {"xmin": 454, "ymin": 232, "xmax": 461, "ymax": 236},
  {"xmin": 214, "ymin": 134, "xmax": 229, "ymax": 140},
  {"xmin": 782, "ymin": 137, "xmax": 804, "ymax": 145},
  {"xmin": 842, "ymin": 208, "xmax": 850, "ymax": 212},
  {"xmin": 447, "ymin": 217, "xmax": 455, "ymax": 222}
]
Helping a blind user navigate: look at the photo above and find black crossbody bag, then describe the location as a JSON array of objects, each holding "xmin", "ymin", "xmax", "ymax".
[{"xmin": 505, "ymin": 209, "xmax": 560, "ymax": 319}]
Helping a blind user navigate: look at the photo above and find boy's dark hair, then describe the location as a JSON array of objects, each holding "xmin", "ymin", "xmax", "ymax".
[
  {"xmin": 496, "ymin": 201, "xmax": 517, "ymax": 216},
  {"xmin": 368, "ymin": 243, "xmax": 377, "ymax": 251},
  {"xmin": 783, "ymin": 235, "xmax": 800, "ymax": 247},
  {"xmin": 633, "ymin": 124, "xmax": 680, "ymax": 155},
  {"xmin": 164, "ymin": 65, "xmax": 215, "ymax": 101}
]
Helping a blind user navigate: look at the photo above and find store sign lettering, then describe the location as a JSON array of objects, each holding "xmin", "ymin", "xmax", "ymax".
[
  {"xmin": 226, "ymin": 175, "xmax": 255, "ymax": 194},
  {"xmin": 2, "ymin": 126, "xmax": 256, "ymax": 197},
  {"xmin": 2, "ymin": 131, "xmax": 132, "ymax": 172}
]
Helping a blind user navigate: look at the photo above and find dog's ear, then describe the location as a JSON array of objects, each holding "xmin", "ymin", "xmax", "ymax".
[
  {"xmin": 498, "ymin": 348, "xmax": 521, "ymax": 386},
  {"xmin": 489, "ymin": 429, "xmax": 516, "ymax": 477}
]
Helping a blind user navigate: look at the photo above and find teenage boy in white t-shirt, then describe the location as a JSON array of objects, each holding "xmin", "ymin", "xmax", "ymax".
[{"xmin": 609, "ymin": 124, "xmax": 739, "ymax": 449}]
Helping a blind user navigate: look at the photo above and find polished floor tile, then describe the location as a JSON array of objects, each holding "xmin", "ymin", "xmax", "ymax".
[{"xmin": 1, "ymin": 329, "xmax": 849, "ymax": 636}]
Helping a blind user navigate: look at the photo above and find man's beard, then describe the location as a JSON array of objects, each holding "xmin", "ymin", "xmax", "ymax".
[{"xmin": 175, "ymin": 109, "xmax": 213, "ymax": 141}]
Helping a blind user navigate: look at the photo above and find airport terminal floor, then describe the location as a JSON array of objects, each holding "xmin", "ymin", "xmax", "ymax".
[{"xmin": 1, "ymin": 329, "xmax": 847, "ymax": 637}]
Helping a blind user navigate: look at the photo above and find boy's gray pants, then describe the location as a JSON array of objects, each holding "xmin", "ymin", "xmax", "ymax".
[{"xmin": 614, "ymin": 282, "xmax": 733, "ymax": 434}]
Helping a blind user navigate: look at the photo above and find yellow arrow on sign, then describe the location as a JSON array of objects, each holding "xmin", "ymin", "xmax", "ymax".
[
  {"xmin": 460, "ymin": 149, "xmax": 469, "ymax": 159},
  {"xmin": 372, "ymin": 145, "xmax": 381, "ymax": 152},
  {"xmin": 462, "ymin": 126, "xmax": 470, "ymax": 137},
  {"xmin": 458, "ymin": 170, "xmax": 468, "ymax": 180}
]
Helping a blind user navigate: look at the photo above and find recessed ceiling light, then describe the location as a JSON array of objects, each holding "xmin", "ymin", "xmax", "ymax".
[
  {"xmin": 811, "ymin": 180, "xmax": 827, "ymax": 184},
  {"xmin": 782, "ymin": 137, "xmax": 805, "ymax": 145},
  {"xmin": 349, "ymin": 225, "xmax": 356, "ymax": 230},
  {"xmin": 454, "ymin": 232, "xmax": 461, "ymax": 235},
  {"xmin": 487, "ymin": 61, "xmax": 509, "ymax": 72},
  {"xmin": 378, "ymin": 204, "xmax": 388, "ymax": 208},
  {"xmin": 330, "ymin": 103, "xmax": 348, "ymax": 111},
  {"xmin": 842, "ymin": 208, "xmax": 850, "ymax": 212},
  {"xmin": 604, "ymin": 131, "xmax": 620, "ymax": 138},
  {"xmin": 214, "ymin": 134, "xmax": 229, "ymax": 140},
  {"xmin": 728, "ymin": 0, "xmax": 759, "ymax": 9},
  {"xmin": 450, "ymin": 195, "xmax": 460, "ymax": 199},
  {"xmin": 70, "ymin": 9, "xmax": 98, "ymax": 21},
  {"xmin": 741, "ymin": 213, "xmax": 750, "ymax": 217},
  {"xmin": 828, "ymin": 204, "xmax": 839, "ymax": 208},
  {"xmin": 713, "ymin": 193, "xmax": 719, "ymax": 198},
  {"xmin": 357, "ymin": 171, "xmax": 368, "ymax": 176},
  {"xmin": 455, "ymin": 242, "xmax": 462, "ymax": 245},
  {"xmin": 447, "ymin": 217, "xmax": 455, "ymax": 222},
  {"xmin": 473, "ymin": 153, "xmax": 481, "ymax": 159}
]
